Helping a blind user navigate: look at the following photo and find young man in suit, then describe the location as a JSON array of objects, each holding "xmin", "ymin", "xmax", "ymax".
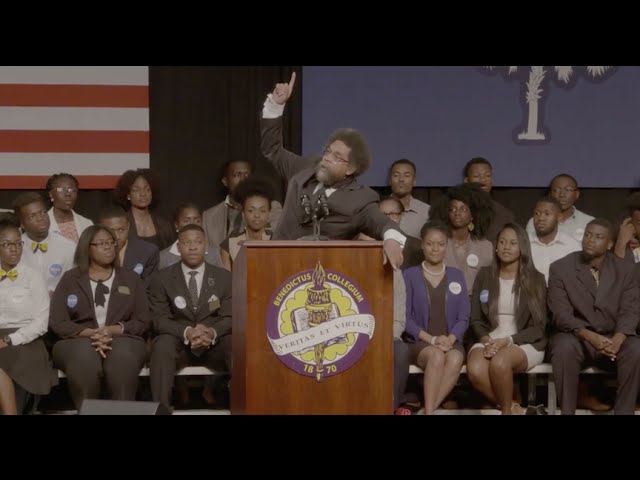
[
  {"xmin": 260, "ymin": 72, "xmax": 405, "ymax": 269},
  {"xmin": 548, "ymin": 218, "xmax": 640, "ymax": 415},
  {"xmin": 99, "ymin": 206, "xmax": 159, "ymax": 290},
  {"xmin": 148, "ymin": 224, "xmax": 231, "ymax": 409}
]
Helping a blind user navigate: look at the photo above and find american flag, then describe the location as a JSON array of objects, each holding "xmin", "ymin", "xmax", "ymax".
[{"xmin": 0, "ymin": 66, "xmax": 149, "ymax": 189}]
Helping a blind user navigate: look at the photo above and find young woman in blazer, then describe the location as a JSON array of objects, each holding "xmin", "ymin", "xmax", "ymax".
[
  {"xmin": 403, "ymin": 221, "xmax": 470, "ymax": 415},
  {"xmin": 467, "ymin": 223, "xmax": 548, "ymax": 415},
  {"xmin": 49, "ymin": 225, "xmax": 151, "ymax": 410}
]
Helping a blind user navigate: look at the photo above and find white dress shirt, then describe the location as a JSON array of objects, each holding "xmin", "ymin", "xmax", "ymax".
[
  {"xmin": 0, "ymin": 263, "xmax": 49, "ymax": 345},
  {"xmin": 529, "ymin": 231, "xmax": 581, "ymax": 284},
  {"xmin": 20, "ymin": 231, "xmax": 76, "ymax": 294}
]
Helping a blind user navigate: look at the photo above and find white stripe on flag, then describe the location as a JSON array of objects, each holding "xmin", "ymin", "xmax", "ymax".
[
  {"xmin": 0, "ymin": 153, "xmax": 149, "ymax": 175},
  {"xmin": 0, "ymin": 107, "xmax": 149, "ymax": 131},
  {"xmin": 0, "ymin": 66, "xmax": 148, "ymax": 85}
]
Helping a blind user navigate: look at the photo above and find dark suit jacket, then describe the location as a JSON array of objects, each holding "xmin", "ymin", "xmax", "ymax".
[
  {"xmin": 403, "ymin": 266, "xmax": 470, "ymax": 344},
  {"xmin": 261, "ymin": 116, "xmax": 400, "ymax": 241},
  {"xmin": 121, "ymin": 236, "xmax": 159, "ymax": 289},
  {"xmin": 49, "ymin": 267, "xmax": 150, "ymax": 340},
  {"xmin": 127, "ymin": 210, "xmax": 175, "ymax": 251},
  {"xmin": 548, "ymin": 251, "xmax": 639, "ymax": 336},
  {"xmin": 486, "ymin": 199, "xmax": 516, "ymax": 245},
  {"xmin": 470, "ymin": 266, "xmax": 548, "ymax": 351},
  {"xmin": 149, "ymin": 262, "xmax": 231, "ymax": 340}
]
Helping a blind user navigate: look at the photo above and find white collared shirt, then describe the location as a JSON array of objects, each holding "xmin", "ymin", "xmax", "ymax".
[
  {"xmin": 399, "ymin": 196, "xmax": 431, "ymax": 239},
  {"xmin": 20, "ymin": 231, "xmax": 76, "ymax": 294},
  {"xmin": 181, "ymin": 261, "xmax": 206, "ymax": 298},
  {"xmin": 529, "ymin": 231, "xmax": 581, "ymax": 284},
  {"xmin": 0, "ymin": 263, "xmax": 49, "ymax": 345},
  {"xmin": 90, "ymin": 272, "xmax": 115, "ymax": 328}
]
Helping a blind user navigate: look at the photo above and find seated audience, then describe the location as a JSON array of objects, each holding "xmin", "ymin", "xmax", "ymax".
[
  {"xmin": 614, "ymin": 192, "xmax": 640, "ymax": 264},
  {"xmin": 402, "ymin": 221, "xmax": 469, "ymax": 415},
  {"xmin": 462, "ymin": 157, "xmax": 515, "ymax": 244},
  {"xmin": 14, "ymin": 192, "xmax": 75, "ymax": 296},
  {"xmin": 467, "ymin": 224, "xmax": 548, "ymax": 415},
  {"xmin": 0, "ymin": 215, "xmax": 55, "ymax": 415},
  {"xmin": 548, "ymin": 219, "xmax": 640, "ymax": 415},
  {"xmin": 220, "ymin": 179, "xmax": 273, "ymax": 271},
  {"xmin": 203, "ymin": 160, "xmax": 282, "ymax": 251},
  {"xmin": 529, "ymin": 196, "xmax": 581, "ymax": 283},
  {"xmin": 49, "ymin": 225, "xmax": 150, "ymax": 410},
  {"xmin": 46, "ymin": 173, "xmax": 93, "ymax": 243},
  {"xmin": 429, "ymin": 183, "xmax": 493, "ymax": 295},
  {"xmin": 98, "ymin": 206, "xmax": 159, "ymax": 289},
  {"xmin": 388, "ymin": 159, "xmax": 430, "ymax": 238},
  {"xmin": 160, "ymin": 202, "xmax": 223, "ymax": 270},
  {"xmin": 148, "ymin": 225, "xmax": 231, "ymax": 410},
  {"xmin": 114, "ymin": 169, "xmax": 175, "ymax": 250},
  {"xmin": 526, "ymin": 173, "xmax": 594, "ymax": 242}
]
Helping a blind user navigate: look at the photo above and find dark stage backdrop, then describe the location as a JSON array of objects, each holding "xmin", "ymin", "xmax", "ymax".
[{"xmin": 0, "ymin": 66, "xmax": 634, "ymax": 230}]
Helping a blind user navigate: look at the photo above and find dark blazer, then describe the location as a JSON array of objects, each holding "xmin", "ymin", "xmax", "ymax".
[
  {"xmin": 548, "ymin": 251, "xmax": 639, "ymax": 336},
  {"xmin": 122, "ymin": 236, "xmax": 159, "ymax": 288},
  {"xmin": 403, "ymin": 266, "xmax": 470, "ymax": 344},
  {"xmin": 470, "ymin": 266, "xmax": 548, "ymax": 352},
  {"xmin": 127, "ymin": 210, "xmax": 175, "ymax": 251},
  {"xmin": 49, "ymin": 267, "xmax": 150, "ymax": 340},
  {"xmin": 261, "ymin": 116, "xmax": 400, "ymax": 241},
  {"xmin": 149, "ymin": 262, "xmax": 231, "ymax": 340}
]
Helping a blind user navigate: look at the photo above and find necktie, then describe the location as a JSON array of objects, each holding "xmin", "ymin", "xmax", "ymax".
[
  {"xmin": 188, "ymin": 271, "xmax": 199, "ymax": 311},
  {"xmin": 31, "ymin": 242, "xmax": 48, "ymax": 253},
  {"xmin": 94, "ymin": 280, "xmax": 109, "ymax": 307},
  {"xmin": 0, "ymin": 269, "xmax": 18, "ymax": 282}
]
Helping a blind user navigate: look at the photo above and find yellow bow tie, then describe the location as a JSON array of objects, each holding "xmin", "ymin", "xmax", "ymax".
[
  {"xmin": 31, "ymin": 242, "xmax": 48, "ymax": 253},
  {"xmin": 0, "ymin": 269, "xmax": 18, "ymax": 281}
]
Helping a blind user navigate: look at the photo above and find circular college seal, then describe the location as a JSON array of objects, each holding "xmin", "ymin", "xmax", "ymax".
[{"xmin": 266, "ymin": 261, "xmax": 375, "ymax": 382}]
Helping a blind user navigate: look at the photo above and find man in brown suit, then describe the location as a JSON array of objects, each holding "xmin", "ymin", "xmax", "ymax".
[
  {"xmin": 261, "ymin": 72, "xmax": 404, "ymax": 269},
  {"xmin": 548, "ymin": 218, "xmax": 640, "ymax": 415}
]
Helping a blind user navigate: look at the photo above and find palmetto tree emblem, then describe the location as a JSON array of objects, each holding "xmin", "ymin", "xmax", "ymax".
[{"xmin": 482, "ymin": 66, "xmax": 617, "ymax": 144}]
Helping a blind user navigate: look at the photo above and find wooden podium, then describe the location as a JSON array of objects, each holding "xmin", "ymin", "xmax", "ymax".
[{"xmin": 231, "ymin": 241, "xmax": 393, "ymax": 415}]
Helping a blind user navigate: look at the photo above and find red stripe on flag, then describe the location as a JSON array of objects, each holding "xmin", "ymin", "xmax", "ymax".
[
  {"xmin": 0, "ymin": 175, "xmax": 120, "ymax": 190},
  {"xmin": 0, "ymin": 84, "xmax": 149, "ymax": 108},
  {"xmin": 0, "ymin": 131, "xmax": 149, "ymax": 153}
]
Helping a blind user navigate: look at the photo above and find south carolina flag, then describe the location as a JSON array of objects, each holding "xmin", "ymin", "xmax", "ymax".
[{"xmin": 0, "ymin": 66, "xmax": 149, "ymax": 189}]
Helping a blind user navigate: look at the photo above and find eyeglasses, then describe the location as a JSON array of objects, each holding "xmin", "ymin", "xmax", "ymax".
[
  {"xmin": 90, "ymin": 240, "xmax": 117, "ymax": 249},
  {"xmin": 551, "ymin": 187, "xmax": 577, "ymax": 194},
  {"xmin": 322, "ymin": 147, "xmax": 350, "ymax": 165},
  {"xmin": 54, "ymin": 187, "xmax": 78, "ymax": 194},
  {"xmin": 0, "ymin": 241, "xmax": 24, "ymax": 250}
]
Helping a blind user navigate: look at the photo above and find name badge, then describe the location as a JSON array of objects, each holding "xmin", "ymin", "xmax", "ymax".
[
  {"xmin": 448, "ymin": 282, "xmax": 462, "ymax": 295},
  {"xmin": 49, "ymin": 264, "xmax": 63, "ymax": 277},
  {"xmin": 117, "ymin": 286, "xmax": 131, "ymax": 295},
  {"xmin": 67, "ymin": 294, "xmax": 78, "ymax": 309},
  {"xmin": 480, "ymin": 289, "xmax": 489, "ymax": 304},
  {"xmin": 466, "ymin": 254, "xmax": 479, "ymax": 267},
  {"xmin": 133, "ymin": 263, "xmax": 144, "ymax": 275},
  {"xmin": 174, "ymin": 296, "xmax": 187, "ymax": 310}
]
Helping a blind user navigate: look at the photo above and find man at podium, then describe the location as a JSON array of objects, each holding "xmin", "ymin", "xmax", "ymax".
[{"xmin": 260, "ymin": 73, "xmax": 405, "ymax": 269}]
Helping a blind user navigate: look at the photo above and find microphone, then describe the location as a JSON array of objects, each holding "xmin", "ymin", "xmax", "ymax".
[
  {"xmin": 301, "ymin": 194, "xmax": 312, "ymax": 222},
  {"xmin": 317, "ymin": 194, "xmax": 330, "ymax": 219},
  {"xmin": 301, "ymin": 194, "xmax": 312, "ymax": 215}
]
